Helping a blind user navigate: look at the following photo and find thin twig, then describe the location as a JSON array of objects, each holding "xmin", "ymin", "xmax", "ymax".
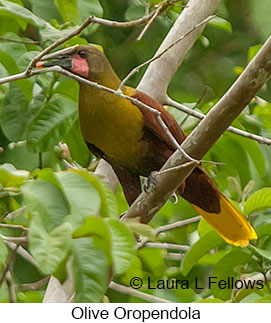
[
  {"xmin": 165, "ymin": 253, "xmax": 184, "ymax": 261},
  {"xmin": 0, "ymin": 223, "xmax": 29, "ymax": 232},
  {"xmin": 137, "ymin": 5, "xmax": 161, "ymax": 41},
  {"xmin": 156, "ymin": 215, "xmax": 201, "ymax": 235},
  {"xmin": 1, "ymin": 206, "xmax": 27, "ymax": 221},
  {"xmin": 166, "ymin": 97, "xmax": 271, "ymax": 145},
  {"xmin": 16, "ymin": 277, "xmax": 50, "ymax": 291},
  {"xmin": 91, "ymin": 0, "xmax": 178, "ymax": 29},
  {"xmin": 118, "ymin": 15, "xmax": 215, "ymax": 90},
  {"xmin": 0, "ymin": 36, "xmax": 39, "ymax": 45},
  {"xmin": 109, "ymin": 281, "xmax": 171, "ymax": 303},
  {"xmin": 0, "ymin": 234, "xmax": 27, "ymax": 245},
  {"xmin": 180, "ymin": 86, "xmax": 207, "ymax": 127},
  {"xmin": 136, "ymin": 216, "xmax": 200, "ymax": 250},
  {"xmin": 6, "ymin": 242, "xmax": 39, "ymax": 268},
  {"xmin": 0, "ymin": 245, "xmax": 18, "ymax": 288},
  {"xmin": 144, "ymin": 242, "xmax": 189, "ymax": 251},
  {"xmin": 156, "ymin": 114, "xmax": 195, "ymax": 162},
  {"xmin": 6, "ymin": 271, "xmax": 16, "ymax": 303}
]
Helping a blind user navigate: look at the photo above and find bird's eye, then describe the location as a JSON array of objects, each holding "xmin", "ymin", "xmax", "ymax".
[{"xmin": 78, "ymin": 50, "xmax": 87, "ymax": 58}]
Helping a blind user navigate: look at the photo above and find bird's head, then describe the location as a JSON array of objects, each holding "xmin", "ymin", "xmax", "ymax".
[{"xmin": 37, "ymin": 45, "xmax": 117, "ymax": 84}]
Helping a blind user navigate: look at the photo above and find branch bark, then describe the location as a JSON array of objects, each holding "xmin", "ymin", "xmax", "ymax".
[
  {"xmin": 137, "ymin": 0, "xmax": 221, "ymax": 101},
  {"xmin": 122, "ymin": 36, "xmax": 271, "ymax": 223}
]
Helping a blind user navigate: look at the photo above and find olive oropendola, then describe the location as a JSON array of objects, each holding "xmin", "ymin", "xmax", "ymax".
[{"xmin": 38, "ymin": 45, "xmax": 257, "ymax": 247}]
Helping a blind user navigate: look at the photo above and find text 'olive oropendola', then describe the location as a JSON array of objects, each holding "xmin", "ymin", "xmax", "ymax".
[{"xmin": 38, "ymin": 45, "xmax": 257, "ymax": 247}]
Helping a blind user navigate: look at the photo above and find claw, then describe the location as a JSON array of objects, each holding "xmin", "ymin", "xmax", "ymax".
[
  {"xmin": 144, "ymin": 171, "xmax": 159, "ymax": 193},
  {"xmin": 170, "ymin": 192, "xmax": 178, "ymax": 204}
]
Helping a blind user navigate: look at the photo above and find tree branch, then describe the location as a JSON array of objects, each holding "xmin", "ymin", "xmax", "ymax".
[
  {"xmin": 137, "ymin": 0, "xmax": 222, "ymax": 102},
  {"xmin": 122, "ymin": 36, "xmax": 271, "ymax": 223}
]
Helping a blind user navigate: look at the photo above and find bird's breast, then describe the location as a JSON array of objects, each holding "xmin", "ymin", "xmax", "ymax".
[{"xmin": 79, "ymin": 88, "xmax": 148, "ymax": 168}]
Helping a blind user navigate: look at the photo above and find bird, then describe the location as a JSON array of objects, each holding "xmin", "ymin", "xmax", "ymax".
[{"xmin": 37, "ymin": 44, "xmax": 257, "ymax": 247}]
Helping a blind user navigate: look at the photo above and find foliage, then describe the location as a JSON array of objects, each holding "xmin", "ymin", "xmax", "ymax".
[{"xmin": 0, "ymin": 0, "xmax": 271, "ymax": 303}]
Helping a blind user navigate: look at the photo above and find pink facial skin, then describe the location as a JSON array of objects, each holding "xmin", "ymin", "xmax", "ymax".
[{"xmin": 72, "ymin": 55, "xmax": 89, "ymax": 78}]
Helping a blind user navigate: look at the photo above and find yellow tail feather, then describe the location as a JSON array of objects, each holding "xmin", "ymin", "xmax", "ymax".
[{"xmin": 192, "ymin": 193, "xmax": 257, "ymax": 247}]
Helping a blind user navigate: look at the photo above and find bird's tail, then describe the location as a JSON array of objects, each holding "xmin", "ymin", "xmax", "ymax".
[{"xmin": 191, "ymin": 192, "xmax": 257, "ymax": 247}]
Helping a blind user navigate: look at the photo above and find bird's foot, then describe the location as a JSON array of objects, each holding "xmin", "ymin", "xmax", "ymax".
[{"xmin": 143, "ymin": 171, "xmax": 159, "ymax": 193}]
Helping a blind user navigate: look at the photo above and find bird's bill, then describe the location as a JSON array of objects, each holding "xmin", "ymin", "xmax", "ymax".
[{"xmin": 36, "ymin": 45, "xmax": 78, "ymax": 69}]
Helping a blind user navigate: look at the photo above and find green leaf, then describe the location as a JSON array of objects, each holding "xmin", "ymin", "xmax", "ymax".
[
  {"xmin": 120, "ymin": 256, "xmax": 142, "ymax": 286},
  {"xmin": 251, "ymin": 0, "xmax": 271, "ymax": 38},
  {"xmin": 64, "ymin": 119, "xmax": 90, "ymax": 167},
  {"xmin": 198, "ymin": 250, "xmax": 227, "ymax": 266},
  {"xmin": 56, "ymin": 171, "xmax": 101, "ymax": 227},
  {"xmin": 105, "ymin": 218, "xmax": 136, "ymax": 276},
  {"xmin": 31, "ymin": 168, "xmax": 62, "ymax": 188},
  {"xmin": 125, "ymin": 4, "xmax": 145, "ymax": 21},
  {"xmin": 29, "ymin": 215, "xmax": 72, "ymax": 274},
  {"xmin": 1, "ymin": 84, "xmax": 30, "ymax": 141},
  {"xmin": 248, "ymin": 44, "xmax": 262, "ymax": 63},
  {"xmin": 55, "ymin": 0, "xmax": 78, "ymax": 25},
  {"xmin": 235, "ymin": 134, "xmax": 265, "ymax": 178},
  {"xmin": 254, "ymin": 216, "xmax": 271, "ymax": 237},
  {"xmin": 72, "ymin": 237, "xmax": 108, "ymax": 302},
  {"xmin": 17, "ymin": 51, "xmax": 40, "ymax": 71},
  {"xmin": 124, "ymin": 218, "xmax": 156, "ymax": 241},
  {"xmin": 211, "ymin": 250, "xmax": 251, "ymax": 301},
  {"xmin": 217, "ymin": 134, "xmax": 251, "ymax": 187},
  {"xmin": 234, "ymin": 285, "xmax": 263, "ymax": 303},
  {"xmin": 0, "ymin": 32, "xmax": 27, "ymax": 61},
  {"xmin": 197, "ymin": 218, "xmax": 213, "ymax": 237},
  {"xmin": 21, "ymin": 179, "xmax": 69, "ymax": 231},
  {"xmin": 31, "ymin": 0, "xmax": 62, "ymax": 23},
  {"xmin": 0, "ymin": 236, "xmax": 8, "ymax": 268},
  {"xmin": 253, "ymin": 102, "xmax": 271, "ymax": 128},
  {"xmin": 0, "ymin": 164, "xmax": 29, "ymax": 187},
  {"xmin": 249, "ymin": 245, "xmax": 271, "ymax": 262},
  {"xmin": 244, "ymin": 188, "xmax": 271, "ymax": 215},
  {"xmin": 0, "ymin": 0, "xmax": 52, "ymax": 29},
  {"xmin": 181, "ymin": 230, "xmax": 224, "ymax": 276},
  {"xmin": 54, "ymin": 80, "xmax": 78, "ymax": 102},
  {"xmin": 73, "ymin": 169, "xmax": 118, "ymax": 218},
  {"xmin": 137, "ymin": 247, "xmax": 166, "ymax": 278},
  {"xmin": 73, "ymin": 216, "xmax": 112, "ymax": 264},
  {"xmin": 208, "ymin": 17, "xmax": 232, "ymax": 33},
  {"xmin": 26, "ymin": 94, "xmax": 77, "ymax": 152},
  {"xmin": 77, "ymin": 0, "xmax": 103, "ymax": 33}
]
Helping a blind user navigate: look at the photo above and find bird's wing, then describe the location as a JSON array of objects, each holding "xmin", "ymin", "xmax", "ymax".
[
  {"xmin": 132, "ymin": 89, "xmax": 257, "ymax": 247},
  {"xmin": 132, "ymin": 89, "xmax": 186, "ymax": 151}
]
